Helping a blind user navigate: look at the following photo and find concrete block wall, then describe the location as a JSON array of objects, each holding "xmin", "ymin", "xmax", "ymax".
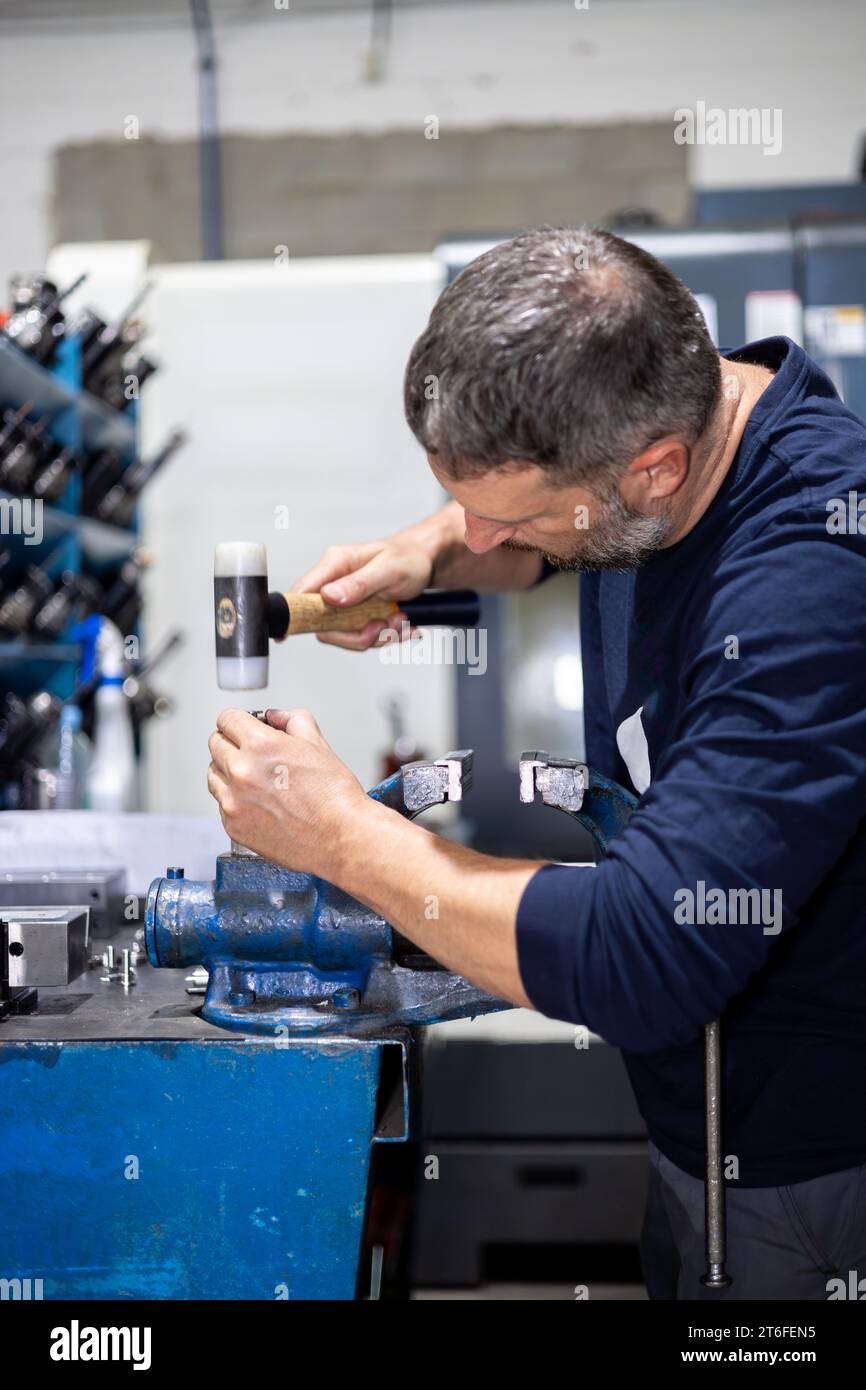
[{"xmin": 53, "ymin": 122, "xmax": 689, "ymax": 261}]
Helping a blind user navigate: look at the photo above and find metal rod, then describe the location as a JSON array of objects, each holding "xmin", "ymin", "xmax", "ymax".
[
  {"xmin": 189, "ymin": 0, "xmax": 224, "ymax": 261},
  {"xmin": 368, "ymin": 1244, "xmax": 384, "ymax": 1300},
  {"xmin": 700, "ymin": 1018, "xmax": 732, "ymax": 1289}
]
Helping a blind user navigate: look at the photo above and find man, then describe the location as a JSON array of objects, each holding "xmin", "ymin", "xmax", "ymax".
[{"xmin": 208, "ymin": 226, "xmax": 866, "ymax": 1299}]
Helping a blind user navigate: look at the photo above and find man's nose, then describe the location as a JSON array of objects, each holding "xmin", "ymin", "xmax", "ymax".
[{"xmin": 463, "ymin": 514, "xmax": 516, "ymax": 553}]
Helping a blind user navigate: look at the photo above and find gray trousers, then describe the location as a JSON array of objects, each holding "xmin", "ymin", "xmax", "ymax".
[{"xmin": 641, "ymin": 1142, "xmax": 866, "ymax": 1300}]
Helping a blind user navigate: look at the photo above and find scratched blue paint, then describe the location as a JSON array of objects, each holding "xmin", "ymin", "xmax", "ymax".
[
  {"xmin": 0, "ymin": 1039, "xmax": 381, "ymax": 1300},
  {"xmin": 576, "ymin": 769, "xmax": 638, "ymax": 858}
]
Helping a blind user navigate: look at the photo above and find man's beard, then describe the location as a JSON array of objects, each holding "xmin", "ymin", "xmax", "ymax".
[{"xmin": 504, "ymin": 489, "xmax": 672, "ymax": 573}]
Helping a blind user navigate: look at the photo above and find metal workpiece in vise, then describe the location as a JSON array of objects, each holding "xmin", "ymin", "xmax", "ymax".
[
  {"xmin": 518, "ymin": 749, "xmax": 732, "ymax": 1292},
  {"xmin": 519, "ymin": 751, "xmax": 638, "ymax": 859},
  {"xmin": 145, "ymin": 748, "xmax": 506, "ymax": 1038}
]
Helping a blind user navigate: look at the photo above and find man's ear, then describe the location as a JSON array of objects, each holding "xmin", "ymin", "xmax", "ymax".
[{"xmin": 623, "ymin": 438, "xmax": 689, "ymax": 504}]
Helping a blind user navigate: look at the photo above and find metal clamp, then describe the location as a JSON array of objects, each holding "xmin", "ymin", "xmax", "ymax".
[
  {"xmin": 519, "ymin": 750, "xmax": 637, "ymax": 858},
  {"xmin": 402, "ymin": 750, "xmax": 473, "ymax": 813},
  {"xmin": 519, "ymin": 750, "xmax": 586, "ymax": 814},
  {"xmin": 370, "ymin": 749, "xmax": 474, "ymax": 819}
]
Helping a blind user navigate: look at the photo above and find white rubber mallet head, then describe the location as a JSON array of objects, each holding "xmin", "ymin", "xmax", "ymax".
[{"xmin": 214, "ymin": 541, "xmax": 270, "ymax": 691}]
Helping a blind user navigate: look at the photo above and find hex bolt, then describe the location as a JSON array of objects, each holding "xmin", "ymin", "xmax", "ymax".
[
  {"xmin": 99, "ymin": 945, "xmax": 117, "ymax": 978},
  {"xmin": 99, "ymin": 945, "xmax": 119, "ymax": 982},
  {"xmin": 121, "ymin": 948, "xmax": 134, "ymax": 990},
  {"xmin": 185, "ymin": 966, "xmax": 209, "ymax": 996},
  {"xmin": 166, "ymin": 867, "xmax": 185, "ymax": 880},
  {"xmin": 332, "ymin": 986, "xmax": 360, "ymax": 1011}
]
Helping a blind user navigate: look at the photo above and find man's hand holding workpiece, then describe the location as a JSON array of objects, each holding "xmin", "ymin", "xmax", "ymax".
[{"xmin": 207, "ymin": 708, "xmax": 368, "ymax": 876}]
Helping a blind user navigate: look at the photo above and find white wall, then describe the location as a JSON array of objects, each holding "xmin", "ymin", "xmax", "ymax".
[
  {"xmin": 0, "ymin": 0, "xmax": 864, "ymax": 282},
  {"xmin": 137, "ymin": 252, "xmax": 451, "ymax": 815}
]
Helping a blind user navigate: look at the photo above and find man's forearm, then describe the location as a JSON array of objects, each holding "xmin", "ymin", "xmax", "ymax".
[
  {"xmin": 417, "ymin": 500, "xmax": 544, "ymax": 592},
  {"xmin": 331, "ymin": 796, "xmax": 540, "ymax": 1006}
]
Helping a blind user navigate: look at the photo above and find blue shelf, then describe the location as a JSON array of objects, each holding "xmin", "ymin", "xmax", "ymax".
[
  {"xmin": 0, "ymin": 641, "xmax": 81, "ymax": 660},
  {"xmin": 0, "ymin": 490, "xmax": 137, "ymax": 569},
  {"xmin": 0, "ymin": 335, "xmax": 74, "ymax": 420},
  {"xmin": 0, "ymin": 642, "xmax": 83, "ymax": 697},
  {"xmin": 79, "ymin": 385, "xmax": 137, "ymax": 459},
  {"xmin": 0, "ymin": 335, "xmax": 136, "ymax": 460}
]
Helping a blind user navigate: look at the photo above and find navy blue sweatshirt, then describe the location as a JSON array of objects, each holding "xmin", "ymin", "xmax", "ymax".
[{"xmin": 516, "ymin": 338, "xmax": 866, "ymax": 1186}]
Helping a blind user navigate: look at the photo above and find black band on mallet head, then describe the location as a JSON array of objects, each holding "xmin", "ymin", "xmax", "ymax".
[{"xmin": 214, "ymin": 542, "xmax": 270, "ymax": 690}]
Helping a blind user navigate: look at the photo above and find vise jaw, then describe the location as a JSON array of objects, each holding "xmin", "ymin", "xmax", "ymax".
[
  {"xmin": 145, "ymin": 750, "xmax": 506, "ymax": 1038},
  {"xmin": 519, "ymin": 750, "xmax": 637, "ymax": 857}
]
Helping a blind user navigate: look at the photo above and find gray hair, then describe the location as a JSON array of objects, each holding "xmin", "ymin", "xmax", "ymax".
[{"xmin": 404, "ymin": 226, "xmax": 721, "ymax": 490}]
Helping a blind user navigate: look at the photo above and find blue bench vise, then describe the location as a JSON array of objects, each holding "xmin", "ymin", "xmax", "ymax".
[{"xmin": 145, "ymin": 749, "xmax": 508, "ymax": 1037}]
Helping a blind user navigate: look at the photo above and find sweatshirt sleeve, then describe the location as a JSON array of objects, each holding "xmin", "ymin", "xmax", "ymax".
[{"xmin": 516, "ymin": 514, "xmax": 866, "ymax": 1052}]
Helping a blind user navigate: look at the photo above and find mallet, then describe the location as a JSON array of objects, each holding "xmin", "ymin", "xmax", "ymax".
[{"xmin": 214, "ymin": 541, "xmax": 481, "ymax": 690}]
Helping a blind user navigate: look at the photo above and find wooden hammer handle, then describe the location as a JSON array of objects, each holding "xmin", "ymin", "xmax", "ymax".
[{"xmin": 283, "ymin": 592, "xmax": 398, "ymax": 636}]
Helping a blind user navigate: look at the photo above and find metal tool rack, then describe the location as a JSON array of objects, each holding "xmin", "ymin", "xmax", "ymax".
[{"xmin": 0, "ymin": 329, "xmax": 140, "ymax": 706}]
